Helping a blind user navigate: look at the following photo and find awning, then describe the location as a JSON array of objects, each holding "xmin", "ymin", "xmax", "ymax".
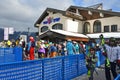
[
  {"xmin": 86, "ymin": 32, "xmax": 120, "ymax": 38},
  {"xmin": 39, "ymin": 29, "xmax": 89, "ymax": 41}
]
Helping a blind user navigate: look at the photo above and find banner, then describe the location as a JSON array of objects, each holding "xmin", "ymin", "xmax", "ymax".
[
  {"xmin": 9, "ymin": 27, "xmax": 14, "ymax": 34},
  {"xmin": 4, "ymin": 28, "xmax": 9, "ymax": 40}
]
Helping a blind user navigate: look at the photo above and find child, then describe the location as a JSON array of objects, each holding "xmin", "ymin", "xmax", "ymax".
[{"xmin": 86, "ymin": 48, "xmax": 98, "ymax": 80}]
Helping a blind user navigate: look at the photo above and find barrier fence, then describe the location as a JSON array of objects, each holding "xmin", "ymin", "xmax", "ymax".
[
  {"xmin": 0, "ymin": 47, "xmax": 22, "ymax": 63},
  {"xmin": 0, "ymin": 54, "xmax": 87, "ymax": 80},
  {"xmin": 115, "ymin": 74, "xmax": 120, "ymax": 80},
  {"xmin": 0, "ymin": 47, "xmax": 105, "ymax": 66},
  {"xmin": 0, "ymin": 47, "xmax": 106, "ymax": 80}
]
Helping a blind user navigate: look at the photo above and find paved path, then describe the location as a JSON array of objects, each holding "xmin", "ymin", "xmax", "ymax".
[
  {"xmin": 72, "ymin": 66, "xmax": 120, "ymax": 80},
  {"xmin": 73, "ymin": 68, "xmax": 108, "ymax": 80}
]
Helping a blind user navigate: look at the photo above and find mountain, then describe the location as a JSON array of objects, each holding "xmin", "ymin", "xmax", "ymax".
[{"xmin": 0, "ymin": 28, "xmax": 37, "ymax": 42}]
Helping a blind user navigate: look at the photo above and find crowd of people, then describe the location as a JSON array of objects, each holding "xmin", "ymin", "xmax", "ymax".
[
  {"xmin": 0, "ymin": 38, "xmax": 25, "ymax": 48},
  {"xmin": 85, "ymin": 35, "xmax": 120, "ymax": 80},
  {"xmin": 25, "ymin": 38, "xmax": 86, "ymax": 60},
  {"xmin": 1, "ymin": 34, "xmax": 120, "ymax": 80}
]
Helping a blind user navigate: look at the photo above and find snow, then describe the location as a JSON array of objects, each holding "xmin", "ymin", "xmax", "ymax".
[
  {"xmin": 86, "ymin": 32, "xmax": 120, "ymax": 38},
  {"xmin": 50, "ymin": 29, "xmax": 88, "ymax": 38}
]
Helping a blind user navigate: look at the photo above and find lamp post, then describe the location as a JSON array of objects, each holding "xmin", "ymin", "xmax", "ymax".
[{"xmin": 27, "ymin": 27, "xmax": 30, "ymax": 42}]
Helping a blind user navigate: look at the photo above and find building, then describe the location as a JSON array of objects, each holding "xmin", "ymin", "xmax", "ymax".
[{"xmin": 34, "ymin": 3, "xmax": 120, "ymax": 42}]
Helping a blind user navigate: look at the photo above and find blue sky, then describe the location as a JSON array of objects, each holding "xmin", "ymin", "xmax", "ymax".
[
  {"xmin": 0, "ymin": 0, "xmax": 119, "ymax": 32},
  {"xmin": 73, "ymin": 0, "xmax": 120, "ymax": 11}
]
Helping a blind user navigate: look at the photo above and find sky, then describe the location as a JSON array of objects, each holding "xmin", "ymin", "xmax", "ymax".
[{"xmin": 0, "ymin": 0, "xmax": 120, "ymax": 32}]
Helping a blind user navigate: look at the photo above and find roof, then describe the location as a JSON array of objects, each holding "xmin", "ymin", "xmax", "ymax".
[
  {"xmin": 87, "ymin": 3, "xmax": 103, "ymax": 9},
  {"xmin": 67, "ymin": 6, "xmax": 120, "ymax": 16},
  {"xmin": 86, "ymin": 32, "xmax": 120, "ymax": 38},
  {"xmin": 34, "ymin": 8, "xmax": 66, "ymax": 27},
  {"xmin": 50, "ymin": 29, "xmax": 88, "ymax": 38},
  {"xmin": 39, "ymin": 29, "xmax": 88, "ymax": 41},
  {"xmin": 35, "ymin": 5, "xmax": 120, "ymax": 27}
]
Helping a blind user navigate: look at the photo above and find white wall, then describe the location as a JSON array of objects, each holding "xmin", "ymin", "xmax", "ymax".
[
  {"xmin": 66, "ymin": 19, "xmax": 78, "ymax": 32},
  {"xmin": 38, "ymin": 12, "xmax": 83, "ymax": 34},
  {"xmin": 86, "ymin": 16, "xmax": 120, "ymax": 33},
  {"xmin": 65, "ymin": 18, "xmax": 83, "ymax": 33},
  {"xmin": 38, "ymin": 12, "xmax": 120, "ymax": 35},
  {"xmin": 39, "ymin": 12, "xmax": 64, "ymax": 34}
]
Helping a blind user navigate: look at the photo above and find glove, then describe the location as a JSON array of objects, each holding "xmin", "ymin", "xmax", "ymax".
[
  {"xmin": 117, "ymin": 60, "xmax": 120, "ymax": 64},
  {"xmin": 87, "ymin": 58, "xmax": 92, "ymax": 62},
  {"xmin": 102, "ymin": 52, "xmax": 107, "ymax": 57}
]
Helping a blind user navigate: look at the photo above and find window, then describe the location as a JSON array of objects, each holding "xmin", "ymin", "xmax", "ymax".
[
  {"xmin": 104, "ymin": 26, "xmax": 109, "ymax": 32},
  {"xmin": 41, "ymin": 26, "xmax": 48, "ymax": 32},
  {"xmin": 111, "ymin": 25, "xmax": 117, "ymax": 32},
  {"xmin": 52, "ymin": 23, "xmax": 63, "ymax": 30},
  {"xmin": 93, "ymin": 20, "xmax": 101, "ymax": 33},
  {"xmin": 83, "ymin": 22, "xmax": 90, "ymax": 33}
]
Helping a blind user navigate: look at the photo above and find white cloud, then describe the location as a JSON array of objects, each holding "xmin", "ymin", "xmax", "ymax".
[
  {"xmin": 0, "ymin": 0, "xmax": 73, "ymax": 31},
  {"xmin": 1, "ymin": 0, "xmax": 119, "ymax": 32}
]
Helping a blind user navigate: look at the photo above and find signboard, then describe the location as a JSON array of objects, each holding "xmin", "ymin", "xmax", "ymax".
[
  {"xmin": 43, "ymin": 17, "xmax": 60, "ymax": 24},
  {"xmin": 4, "ymin": 28, "xmax": 9, "ymax": 40}
]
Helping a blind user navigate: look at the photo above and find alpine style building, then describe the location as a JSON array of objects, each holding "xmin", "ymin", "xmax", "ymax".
[{"xmin": 34, "ymin": 3, "xmax": 120, "ymax": 42}]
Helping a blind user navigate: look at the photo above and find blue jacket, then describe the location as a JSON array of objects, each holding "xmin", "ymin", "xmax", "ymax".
[
  {"xmin": 49, "ymin": 45, "xmax": 57, "ymax": 53},
  {"xmin": 66, "ymin": 41, "xmax": 75, "ymax": 55}
]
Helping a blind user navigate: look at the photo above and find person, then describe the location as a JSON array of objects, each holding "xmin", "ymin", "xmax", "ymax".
[
  {"xmin": 7, "ymin": 40, "xmax": 11, "ymax": 47},
  {"xmin": 27, "ymin": 36, "xmax": 35, "ymax": 60},
  {"xmin": 86, "ymin": 48, "xmax": 98, "ymax": 80},
  {"xmin": 66, "ymin": 39, "xmax": 75, "ymax": 55},
  {"xmin": 49, "ymin": 42, "xmax": 57, "ymax": 58},
  {"xmin": 61, "ymin": 41, "xmax": 67, "ymax": 56},
  {"xmin": 73, "ymin": 41, "xmax": 80, "ymax": 54},
  {"xmin": 11, "ymin": 39, "xmax": 16, "ymax": 47},
  {"xmin": 38, "ymin": 41, "xmax": 45, "ymax": 58},
  {"xmin": 102, "ymin": 37, "xmax": 119, "ymax": 80},
  {"xmin": 44, "ymin": 41, "xmax": 49, "ymax": 57},
  {"xmin": 57, "ymin": 44, "xmax": 62, "ymax": 56}
]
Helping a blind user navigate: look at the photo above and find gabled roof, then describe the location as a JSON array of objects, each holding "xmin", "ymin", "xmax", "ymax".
[
  {"xmin": 34, "ymin": 5, "xmax": 120, "ymax": 27},
  {"xmin": 67, "ymin": 5, "xmax": 120, "ymax": 17},
  {"xmin": 87, "ymin": 3, "xmax": 103, "ymax": 9},
  {"xmin": 34, "ymin": 8, "xmax": 66, "ymax": 27}
]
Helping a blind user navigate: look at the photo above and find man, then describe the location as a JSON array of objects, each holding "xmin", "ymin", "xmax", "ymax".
[
  {"xmin": 49, "ymin": 42, "xmax": 57, "ymax": 58},
  {"xmin": 27, "ymin": 36, "xmax": 35, "ymax": 60},
  {"xmin": 66, "ymin": 39, "xmax": 75, "ymax": 55},
  {"xmin": 102, "ymin": 37, "xmax": 118, "ymax": 80}
]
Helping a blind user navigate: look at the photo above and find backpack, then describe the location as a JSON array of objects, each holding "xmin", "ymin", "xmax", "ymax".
[
  {"xmin": 31, "ymin": 41, "xmax": 35, "ymax": 47},
  {"xmin": 25, "ymin": 44, "xmax": 28, "ymax": 53}
]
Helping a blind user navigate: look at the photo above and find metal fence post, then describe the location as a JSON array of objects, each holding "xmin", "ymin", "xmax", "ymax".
[
  {"xmin": 42, "ymin": 59, "xmax": 44, "ymax": 80},
  {"xmin": 62, "ymin": 57, "xmax": 64, "ymax": 80}
]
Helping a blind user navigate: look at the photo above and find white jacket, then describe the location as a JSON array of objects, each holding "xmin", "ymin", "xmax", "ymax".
[{"xmin": 104, "ymin": 44, "xmax": 119, "ymax": 62}]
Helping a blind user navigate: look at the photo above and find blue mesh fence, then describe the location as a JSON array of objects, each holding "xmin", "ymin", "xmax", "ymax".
[
  {"xmin": 0, "ymin": 60, "xmax": 43, "ymax": 80},
  {"xmin": 115, "ymin": 74, "xmax": 120, "ymax": 80},
  {"xmin": 43, "ymin": 57, "xmax": 63, "ymax": 80},
  {"xmin": 78, "ymin": 54, "xmax": 88, "ymax": 75},
  {"xmin": 0, "ymin": 54, "xmax": 88, "ymax": 80},
  {"xmin": 0, "ymin": 47, "xmax": 22, "ymax": 64},
  {"xmin": 63, "ymin": 55, "xmax": 78, "ymax": 80}
]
